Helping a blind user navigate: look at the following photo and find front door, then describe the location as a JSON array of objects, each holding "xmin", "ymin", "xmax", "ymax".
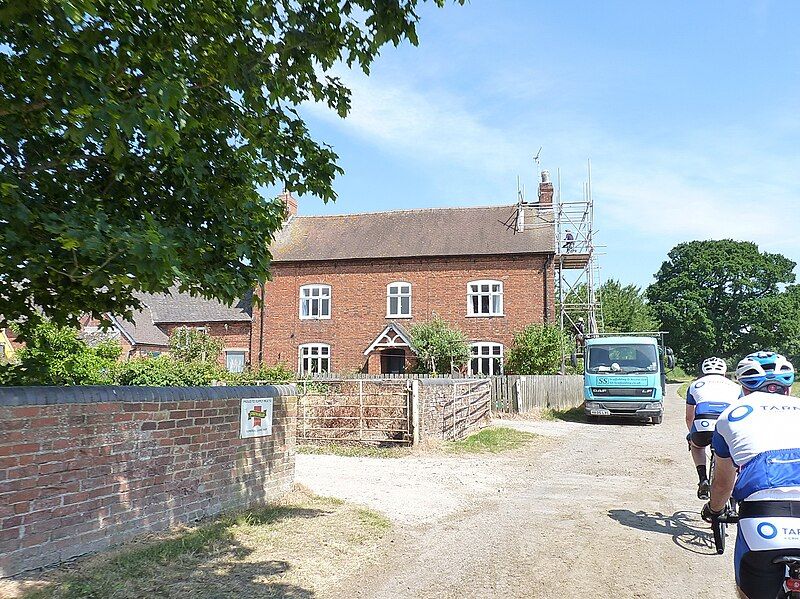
[{"xmin": 381, "ymin": 349, "xmax": 406, "ymax": 374}]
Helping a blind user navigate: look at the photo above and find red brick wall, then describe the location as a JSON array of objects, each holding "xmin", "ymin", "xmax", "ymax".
[
  {"xmin": 159, "ymin": 321, "xmax": 252, "ymax": 367},
  {"xmin": 0, "ymin": 386, "xmax": 296, "ymax": 577},
  {"xmin": 252, "ymin": 254, "xmax": 555, "ymax": 373}
]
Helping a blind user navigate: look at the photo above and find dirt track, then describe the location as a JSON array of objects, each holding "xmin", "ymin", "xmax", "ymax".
[{"xmin": 297, "ymin": 384, "xmax": 738, "ymax": 598}]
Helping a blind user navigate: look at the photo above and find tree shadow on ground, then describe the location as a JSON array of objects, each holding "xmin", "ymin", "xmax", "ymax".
[
  {"xmin": 608, "ymin": 509, "xmax": 717, "ymax": 555},
  {"xmin": 19, "ymin": 506, "xmax": 331, "ymax": 599}
]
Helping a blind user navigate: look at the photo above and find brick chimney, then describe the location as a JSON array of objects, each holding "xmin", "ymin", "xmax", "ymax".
[
  {"xmin": 278, "ymin": 189, "xmax": 297, "ymax": 218},
  {"xmin": 538, "ymin": 170, "xmax": 554, "ymax": 205}
]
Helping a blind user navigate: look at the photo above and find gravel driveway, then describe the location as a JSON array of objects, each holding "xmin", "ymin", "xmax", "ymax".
[{"xmin": 297, "ymin": 384, "xmax": 737, "ymax": 598}]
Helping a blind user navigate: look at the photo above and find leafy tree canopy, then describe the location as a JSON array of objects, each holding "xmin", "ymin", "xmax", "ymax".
[
  {"xmin": 0, "ymin": 0, "xmax": 459, "ymax": 336},
  {"xmin": 409, "ymin": 315, "xmax": 470, "ymax": 374},
  {"xmin": 598, "ymin": 279, "xmax": 658, "ymax": 334},
  {"xmin": 646, "ymin": 240, "xmax": 796, "ymax": 369},
  {"xmin": 505, "ymin": 323, "xmax": 568, "ymax": 375}
]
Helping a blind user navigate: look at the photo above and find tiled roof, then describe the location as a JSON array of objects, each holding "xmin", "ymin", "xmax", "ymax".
[
  {"xmin": 113, "ymin": 290, "xmax": 252, "ymax": 346},
  {"xmin": 270, "ymin": 204, "xmax": 554, "ymax": 262}
]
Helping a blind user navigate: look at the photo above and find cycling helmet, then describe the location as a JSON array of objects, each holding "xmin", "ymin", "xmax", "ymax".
[
  {"xmin": 701, "ymin": 356, "xmax": 727, "ymax": 376},
  {"xmin": 735, "ymin": 351, "xmax": 795, "ymax": 394}
]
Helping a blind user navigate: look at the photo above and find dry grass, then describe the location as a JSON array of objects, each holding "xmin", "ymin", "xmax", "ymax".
[
  {"xmin": 539, "ymin": 406, "xmax": 586, "ymax": 423},
  {"xmin": 297, "ymin": 443, "xmax": 412, "ymax": 459},
  {"xmin": 9, "ymin": 488, "xmax": 389, "ymax": 599}
]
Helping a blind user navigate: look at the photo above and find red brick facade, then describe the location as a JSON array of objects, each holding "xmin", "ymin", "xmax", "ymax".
[{"xmin": 251, "ymin": 254, "xmax": 555, "ymax": 374}]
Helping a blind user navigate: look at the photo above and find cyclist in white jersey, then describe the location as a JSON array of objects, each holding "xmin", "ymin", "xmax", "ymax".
[
  {"xmin": 703, "ymin": 351, "xmax": 799, "ymax": 599},
  {"xmin": 686, "ymin": 357, "xmax": 742, "ymax": 499}
]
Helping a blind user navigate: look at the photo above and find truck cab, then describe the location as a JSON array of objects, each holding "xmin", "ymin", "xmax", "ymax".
[{"xmin": 583, "ymin": 336, "xmax": 669, "ymax": 424}]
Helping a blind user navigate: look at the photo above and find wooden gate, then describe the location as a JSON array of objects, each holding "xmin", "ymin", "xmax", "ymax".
[{"xmin": 491, "ymin": 375, "xmax": 584, "ymax": 412}]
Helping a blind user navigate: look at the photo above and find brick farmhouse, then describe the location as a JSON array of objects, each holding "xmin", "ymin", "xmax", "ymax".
[
  {"xmin": 80, "ymin": 291, "xmax": 252, "ymax": 371},
  {"xmin": 250, "ymin": 183, "xmax": 557, "ymax": 376}
]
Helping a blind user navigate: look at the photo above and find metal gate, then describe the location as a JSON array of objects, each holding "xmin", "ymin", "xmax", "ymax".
[{"xmin": 297, "ymin": 380, "xmax": 412, "ymax": 445}]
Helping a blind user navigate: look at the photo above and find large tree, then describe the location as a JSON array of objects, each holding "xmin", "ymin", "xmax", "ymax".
[
  {"xmin": 646, "ymin": 240, "xmax": 796, "ymax": 369},
  {"xmin": 0, "ymin": 0, "xmax": 459, "ymax": 335},
  {"xmin": 599, "ymin": 279, "xmax": 658, "ymax": 334}
]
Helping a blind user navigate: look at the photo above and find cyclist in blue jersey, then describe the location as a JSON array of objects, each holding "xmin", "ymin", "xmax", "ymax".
[
  {"xmin": 686, "ymin": 357, "xmax": 741, "ymax": 499},
  {"xmin": 702, "ymin": 351, "xmax": 799, "ymax": 599}
]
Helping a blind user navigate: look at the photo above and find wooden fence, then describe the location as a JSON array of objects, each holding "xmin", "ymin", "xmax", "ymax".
[{"xmin": 491, "ymin": 375, "xmax": 584, "ymax": 412}]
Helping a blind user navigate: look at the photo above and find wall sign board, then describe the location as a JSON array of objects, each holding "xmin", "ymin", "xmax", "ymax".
[{"xmin": 240, "ymin": 398, "xmax": 273, "ymax": 438}]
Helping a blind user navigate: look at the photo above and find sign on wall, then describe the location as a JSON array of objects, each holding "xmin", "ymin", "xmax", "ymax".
[{"xmin": 240, "ymin": 398, "xmax": 273, "ymax": 438}]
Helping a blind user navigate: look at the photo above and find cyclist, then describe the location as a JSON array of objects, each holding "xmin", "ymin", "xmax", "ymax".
[
  {"xmin": 702, "ymin": 351, "xmax": 799, "ymax": 599},
  {"xmin": 686, "ymin": 357, "xmax": 741, "ymax": 499}
]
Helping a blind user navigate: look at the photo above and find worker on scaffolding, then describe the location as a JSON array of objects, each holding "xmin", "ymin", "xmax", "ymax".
[
  {"xmin": 563, "ymin": 229, "xmax": 575, "ymax": 253},
  {"xmin": 574, "ymin": 317, "xmax": 586, "ymax": 353}
]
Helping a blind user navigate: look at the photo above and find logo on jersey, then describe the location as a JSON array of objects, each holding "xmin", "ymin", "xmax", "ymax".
[
  {"xmin": 728, "ymin": 404, "xmax": 754, "ymax": 422},
  {"xmin": 695, "ymin": 381, "xmax": 705, "ymax": 388},
  {"xmin": 700, "ymin": 420, "xmax": 710, "ymax": 428},
  {"xmin": 757, "ymin": 522, "xmax": 778, "ymax": 539}
]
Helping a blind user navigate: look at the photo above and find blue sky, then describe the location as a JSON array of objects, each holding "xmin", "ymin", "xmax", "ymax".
[{"xmin": 298, "ymin": 0, "xmax": 800, "ymax": 288}]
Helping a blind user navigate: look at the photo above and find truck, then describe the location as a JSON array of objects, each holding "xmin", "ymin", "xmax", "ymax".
[{"xmin": 581, "ymin": 334, "xmax": 676, "ymax": 424}]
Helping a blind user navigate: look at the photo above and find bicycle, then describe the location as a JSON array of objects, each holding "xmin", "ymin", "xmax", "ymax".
[
  {"xmin": 708, "ymin": 448, "xmax": 737, "ymax": 554},
  {"xmin": 711, "ymin": 511, "xmax": 800, "ymax": 598}
]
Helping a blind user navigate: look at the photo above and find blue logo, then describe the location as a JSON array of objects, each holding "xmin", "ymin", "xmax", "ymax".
[
  {"xmin": 700, "ymin": 420, "xmax": 710, "ymax": 428},
  {"xmin": 695, "ymin": 381, "xmax": 706, "ymax": 388},
  {"xmin": 728, "ymin": 405, "xmax": 754, "ymax": 422},
  {"xmin": 757, "ymin": 522, "xmax": 778, "ymax": 539}
]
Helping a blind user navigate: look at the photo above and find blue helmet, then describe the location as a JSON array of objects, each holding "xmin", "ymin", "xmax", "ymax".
[{"xmin": 735, "ymin": 351, "xmax": 795, "ymax": 393}]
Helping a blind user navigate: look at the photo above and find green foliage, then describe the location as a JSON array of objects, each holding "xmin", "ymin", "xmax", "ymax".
[
  {"xmin": 227, "ymin": 362, "xmax": 296, "ymax": 384},
  {"xmin": 561, "ymin": 280, "xmax": 657, "ymax": 334},
  {"xmin": 646, "ymin": 240, "xmax": 796, "ymax": 369},
  {"xmin": 116, "ymin": 355, "xmax": 222, "ymax": 386},
  {"xmin": 0, "ymin": 321, "xmax": 120, "ymax": 385},
  {"xmin": 169, "ymin": 327, "xmax": 223, "ymax": 363},
  {"xmin": 0, "ymin": 1, "xmax": 461, "ymax": 335},
  {"xmin": 745, "ymin": 284, "xmax": 800, "ymax": 364},
  {"xmin": 409, "ymin": 315, "xmax": 470, "ymax": 374},
  {"xmin": 598, "ymin": 279, "xmax": 658, "ymax": 333},
  {"xmin": 505, "ymin": 323, "xmax": 569, "ymax": 375}
]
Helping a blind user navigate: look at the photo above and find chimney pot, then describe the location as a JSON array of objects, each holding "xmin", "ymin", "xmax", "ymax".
[{"xmin": 538, "ymin": 173, "xmax": 554, "ymax": 206}]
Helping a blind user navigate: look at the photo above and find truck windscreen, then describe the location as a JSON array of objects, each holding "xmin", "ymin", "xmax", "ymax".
[{"xmin": 587, "ymin": 344, "xmax": 659, "ymax": 374}]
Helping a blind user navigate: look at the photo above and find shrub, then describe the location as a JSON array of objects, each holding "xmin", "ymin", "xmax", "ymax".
[
  {"xmin": 169, "ymin": 327, "xmax": 223, "ymax": 363},
  {"xmin": 505, "ymin": 323, "xmax": 569, "ymax": 375},
  {"xmin": 409, "ymin": 315, "xmax": 470, "ymax": 374},
  {"xmin": 0, "ymin": 321, "xmax": 120, "ymax": 386},
  {"xmin": 227, "ymin": 362, "xmax": 296, "ymax": 384},
  {"xmin": 116, "ymin": 356, "xmax": 223, "ymax": 386}
]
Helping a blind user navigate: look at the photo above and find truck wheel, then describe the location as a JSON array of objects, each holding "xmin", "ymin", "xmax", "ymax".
[{"xmin": 652, "ymin": 414, "xmax": 663, "ymax": 425}]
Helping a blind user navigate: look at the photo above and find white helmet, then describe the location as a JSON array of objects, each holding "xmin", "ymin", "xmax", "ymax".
[
  {"xmin": 701, "ymin": 356, "xmax": 727, "ymax": 375},
  {"xmin": 735, "ymin": 351, "xmax": 795, "ymax": 393}
]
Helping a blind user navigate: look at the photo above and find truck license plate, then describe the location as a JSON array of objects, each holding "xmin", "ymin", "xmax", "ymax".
[{"xmin": 590, "ymin": 409, "xmax": 611, "ymax": 416}]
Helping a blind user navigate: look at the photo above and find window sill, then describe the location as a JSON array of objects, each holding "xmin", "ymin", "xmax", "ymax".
[
  {"xmin": 465, "ymin": 313, "xmax": 505, "ymax": 318},
  {"xmin": 299, "ymin": 316, "xmax": 331, "ymax": 321},
  {"xmin": 386, "ymin": 314, "xmax": 413, "ymax": 319}
]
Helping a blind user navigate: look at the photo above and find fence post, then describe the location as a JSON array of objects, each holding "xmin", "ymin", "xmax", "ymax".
[
  {"xmin": 411, "ymin": 379, "xmax": 420, "ymax": 446},
  {"xmin": 359, "ymin": 379, "xmax": 364, "ymax": 442}
]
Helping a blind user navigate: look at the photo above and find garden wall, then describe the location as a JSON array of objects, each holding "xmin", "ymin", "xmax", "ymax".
[{"xmin": 0, "ymin": 385, "xmax": 297, "ymax": 577}]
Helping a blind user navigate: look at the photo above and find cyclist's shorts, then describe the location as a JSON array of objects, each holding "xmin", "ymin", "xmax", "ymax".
[
  {"xmin": 688, "ymin": 430, "xmax": 713, "ymax": 447},
  {"xmin": 735, "ymin": 514, "xmax": 800, "ymax": 599}
]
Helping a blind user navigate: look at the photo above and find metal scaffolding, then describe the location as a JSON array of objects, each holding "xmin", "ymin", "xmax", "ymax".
[
  {"xmin": 553, "ymin": 161, "xmax": 603, "ymax": 369},
  {"xmin": 515, "ymin": 158, "xmax": 604, "ymax": 370}
]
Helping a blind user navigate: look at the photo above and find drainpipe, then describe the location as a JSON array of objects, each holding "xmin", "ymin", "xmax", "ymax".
[
  {"xmin": 543, "ymin": 255, "xmax": 553, "ymax": 323},
  {"xmin": 257, "ymin": 283, "xmax": 265, "ymax": 366}
]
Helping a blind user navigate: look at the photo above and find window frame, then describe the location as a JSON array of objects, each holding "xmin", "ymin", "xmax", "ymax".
[
  {"xmin": 386, "ymin": 281, "xmax": 412, "ymax": 319},
  {"xmin": 466, "ymin": 279, "xmax": 504, "ymax": 317},
  {"xmin": 469, "ymin": 342, "xmax": 504, "ymax": 376},
  {"xmin": 298, "ymin": 343, "xmax": 331, "ymax": 375},
  {"xmin": 299, "ymin": 284, "xmax": 332, "ymax": 320},
  {"xmin": 224, "ymin": 350, "xmax": 247, "ymax": 373}
]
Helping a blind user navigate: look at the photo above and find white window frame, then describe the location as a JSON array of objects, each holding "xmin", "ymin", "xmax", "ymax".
[
  {"xmin": 225, "ymin": 350, "xmax": 247, "ymax": 373},
  {"xmin": 386, "ymin": 281, "xmax": 412, "ymax": 318},
  {"xmin": 467, "ymin": 280, "xmax": 504, "ymax": 317},
  {"xmin": 299, "ymin": 284, "xmax": 331, "ymax": 320},
  {"xmin": 298, "ymin": 343, "xmax": 331, "ymax": 375},
  {"xmin": 469, "ymin": 342, "xmax": 504, "ymax": 376}
]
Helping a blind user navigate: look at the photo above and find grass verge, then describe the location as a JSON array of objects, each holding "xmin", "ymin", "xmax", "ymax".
[
  {"xmin": 540, "ymin": 406, "xmax": 586, "ymax": 423},
  {"xmin": 677, "ymin": 381, "xmax": 690, "ymax": 399},
  {"xmin": 297, "ymin": 444, "xmax": 411, "ymax": 459},
  {"xmin": 17, "ymin": 488, "xmax": 389, "ymax": 599},
  {"xmin": 666, "ymin": 365, "xmax": 693, "ymax": 384},
  {"xmin": 444, "ymin": 427, "xmax": 536, "ymax": 454}
]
